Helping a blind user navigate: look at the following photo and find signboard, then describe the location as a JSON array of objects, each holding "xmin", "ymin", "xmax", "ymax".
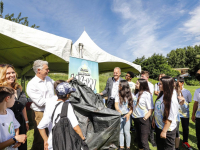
[{"xmin": 69, "ymin": 57, "xmax": 99, "ymax": 93}]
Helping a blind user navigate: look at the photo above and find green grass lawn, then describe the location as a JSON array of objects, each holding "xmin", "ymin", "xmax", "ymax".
[{"xmin": 25, "ymin": 74, "xmax": 199, "ymax": 150}]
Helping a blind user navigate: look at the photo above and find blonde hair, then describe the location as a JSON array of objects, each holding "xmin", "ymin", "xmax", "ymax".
[{"xmin": 0, "ymin": 64, "xmax": 22, "ymax": 91}]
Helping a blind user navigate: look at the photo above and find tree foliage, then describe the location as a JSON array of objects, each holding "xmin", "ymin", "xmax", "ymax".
[
  {"xmin": 0, "ymin": 1, "xmax": 39, "ymax": 28},
  {"xmin": 167, "ymin": 45, "xmax": 200, "ymax": 76},
  {"xmin": 133, "ymin": 54, "xmax": 180, "ymax": 79}
]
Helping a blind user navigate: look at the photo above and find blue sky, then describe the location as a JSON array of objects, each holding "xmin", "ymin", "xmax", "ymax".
[{"xmin": 2, "ymin": 0, "xmax": 200, "ymax": 62}]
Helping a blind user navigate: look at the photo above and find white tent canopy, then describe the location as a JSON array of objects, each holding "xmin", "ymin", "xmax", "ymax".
[
  {"xmin": 72, "ymin": 31, "xmax": 141, "ymax": 73},
  {"xmin": 0, "ymin": 18, "xmax": 72, "ymax": 77},
  {"xmin": 0, "ymin": 18, "xmax": 141, "ymax": 78}
]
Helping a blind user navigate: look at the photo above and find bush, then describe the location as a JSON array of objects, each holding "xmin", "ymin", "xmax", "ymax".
[{"xmin": 184, "ymin": 77, "xmax": 200, "ymax": 86}]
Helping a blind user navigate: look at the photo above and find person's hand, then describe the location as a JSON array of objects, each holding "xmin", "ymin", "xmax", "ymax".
[
  {"xmin": 44, "ymin": 140, "xmax": 49, "ymax": 150},
  {"xmin": 67, "ymin": 77, "xmax": 73, "ymax": 83},
  {"xmin": 152, "ymin": 118, "xmax": 155, "ymax": 128},
  {"xmin": 160, "ymin": 130, "xmax": 167, "ymax": 139},
  {"xmin": 178, "ymin": 96, "xmax": 185, "ymax": 105},
  {"xmin": 26, "ymin": 123, "xmax": 29, "ymax": 131},
  {"xmin": 124, "ymin": 113, "xmax": 130, "ymax": 122},
  {"xmin": 12, "ymin": 142, "xmax": 21, "ymax": 148},
  {"xmin": 98, "ymin": 93, "xmax": 103, "ymax": 96},
  {"xmin": 192, "ymin": 115, "xmax": 196, "ymax": 123},
  {"xmin": 15, "ymin": 134, "xmax": 27, "ymax": 144}
]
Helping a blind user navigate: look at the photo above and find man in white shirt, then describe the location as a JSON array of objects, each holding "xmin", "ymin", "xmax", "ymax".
[
  {"xmin": 99, "ymin": 67, "xmax": 123, "ymax": 110},
  {"xmin": 125, "ymin": 71, "xmax": 135, "ymax": 93},
  {"xmin": 141, "ymin": 70, "xmax": 156, "ymax": 147},
  {"xmin": 26, "ymin": 60, "xmax": 55, "ymax": 150}
]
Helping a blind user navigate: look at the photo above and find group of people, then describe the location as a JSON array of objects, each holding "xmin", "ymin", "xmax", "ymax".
[
  {"xmin": 0, "ymin": 60, "xmax": 200, "ymax": 150},
  {"xmin": 100, "ymin": 67, "xmax": 199, "ymax": 150},
  {"xmin": 0, "ymin": 60, "xmax": 86, "ymax": 150}
]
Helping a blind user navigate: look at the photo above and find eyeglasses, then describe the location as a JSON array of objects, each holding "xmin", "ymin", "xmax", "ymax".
[
  {"xmin": 126, "ymin": 75, "xmax": 131, "ymax": 77},
  {"xmin": 0, "ymin": 64, "xmax": 13, "ymax": 68}
]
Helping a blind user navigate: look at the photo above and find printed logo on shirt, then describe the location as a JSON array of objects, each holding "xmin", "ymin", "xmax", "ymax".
[
  {"xmin": 8, "ymin": 122, "xmax": 15, "ymax": 136},
  {"xmin": 155, "ymin": 100, "xmax": 161, "ymax": 110}
]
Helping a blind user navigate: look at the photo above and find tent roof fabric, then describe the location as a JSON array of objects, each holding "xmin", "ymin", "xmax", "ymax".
[
  {"xmin": 0, "ymin": 18, "xmax": 72, "ymax": 77},
  {"xmin": 72, "ymin": 31, "xmax": 141, "ymax": 73},
  {"xmin": 0, "ymin": 18, "xmax": 141, "ymax": 77}
]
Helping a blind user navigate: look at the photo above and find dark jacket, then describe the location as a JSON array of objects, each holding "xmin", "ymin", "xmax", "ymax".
[
  {"xmin": 10, "ymin": 88, "xmax": 28, "ymax": 150},
  {"xmin": 102, "ymin": 77, "xmax": 124, "ymax": 101}
]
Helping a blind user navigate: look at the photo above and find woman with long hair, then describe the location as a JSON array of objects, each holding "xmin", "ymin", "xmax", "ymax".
[
  {"xmin": 152, "ymin": 76, "xmax": 179, "ymax": 150},
  {"xmin": 175, "ymin": 77, "xmax": 192, "ymax": 150},
  {"xmin": 115, "ymin": 80, "xmax": 133, "ymax": 150},
  {"xmin": 132, "ymin": 79, "xmax": 154, "ymax": 150},
  {"xmin": 0, "ymin": 64, "xmax": 28, "ymax": 150}
]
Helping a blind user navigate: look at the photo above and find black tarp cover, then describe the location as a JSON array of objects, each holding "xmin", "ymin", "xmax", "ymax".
[{"xmin": 68, "ymin": 79, "xmax": 120, "ymax": 150}]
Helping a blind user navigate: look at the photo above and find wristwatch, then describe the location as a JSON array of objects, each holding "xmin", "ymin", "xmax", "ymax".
[
  {"xmin": 26, "ymin": 121, "xmax": 29, "ymax": 123},
  {"xmin": 12, "ymin": 137, "xmax": 18, "ymax": 143}
]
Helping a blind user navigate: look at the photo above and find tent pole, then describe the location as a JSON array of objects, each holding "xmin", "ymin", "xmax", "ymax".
[{"xmin": 21, "ymin": 75, "xmax": 26, "ymax": 91}]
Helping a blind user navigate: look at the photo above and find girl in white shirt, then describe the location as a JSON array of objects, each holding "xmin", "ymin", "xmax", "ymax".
[
  {"xmin": 152, "ymin": 76, "xmax": 179, "ymax": 150},
  {"xmin": 132, "ymin": 79, "xmax": 154, "ymax": 150},
  {"xmin": 115, "ymin": 80, "xmax": 133, "ymax": 150}
]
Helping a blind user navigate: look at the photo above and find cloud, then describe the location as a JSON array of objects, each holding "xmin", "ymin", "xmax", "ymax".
[
  {"xmin": 182, "ymin": 4, "xmax": 200, "ymax": 46},
  {"xmin": 111, "ymin": 0, "xmax": 196, "ymax": 61}
]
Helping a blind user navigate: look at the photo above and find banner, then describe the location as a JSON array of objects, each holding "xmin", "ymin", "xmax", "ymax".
[{"xmin": 69, "ymin": 57, "xmax": 99, "ymax": 93}]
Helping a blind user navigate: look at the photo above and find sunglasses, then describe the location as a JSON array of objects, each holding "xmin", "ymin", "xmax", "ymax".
[{"xmin": 0, "ymin": 64, "xmax": 13, "ymax": 68}]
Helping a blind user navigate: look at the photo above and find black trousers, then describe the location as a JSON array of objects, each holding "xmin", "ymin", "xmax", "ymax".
[
  {"xmin": 149, "ymin": 115, "xmax": 155, "ymax": 140},
  {"xmin": 196, "ymin": 118, "xmax": 200, "ymax": 149},
  {"xmin": 107, "ymin": 98, "xmax": 115, "ymax": 110},
  {"xmin": 181, "ymin": 118, "xmax": 189, "ymax": 142},
  {"xmin": 134, "ymin": 118, "xmax": 150, "ymax": 150},
  {"xmin": 155, "ymin": 126, "xmax": 176, "ymax": 150}
]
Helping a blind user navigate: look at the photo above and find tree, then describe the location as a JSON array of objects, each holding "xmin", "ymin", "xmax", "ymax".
[
  {"xmin": 167, "ymin": 48, "xmax": 186, "ymax": 68},
  {"xmin": 0, "ymin": 1, "xmax": 39, "ymax": 28},
  {"xmin": 185, "ymin": 45, "xmax": 200, "ymax": 76},
  {"xmin": 133, "ymin": 56, "xmax": 146, "ymax": 66},
  {"xmin": 133, "ymin": 54, "xmax": 180, "ymax": 79}
]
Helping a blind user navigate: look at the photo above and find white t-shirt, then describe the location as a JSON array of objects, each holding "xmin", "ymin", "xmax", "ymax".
[
  {"xmin": 0, "ymin": 109, "xmax": 20, "ymax": 150},
  {"xmin": 128, "ymin": 81, "xmax": 135, "ymax": 93},
  {"xmin": 26, "ymin": 76, "xmax": 55, "ymax": 111},
  {"xmin": 154, "ymin": 83, "xmax": 159, "ymax": 92},
  {"xmin": 179, "ymin": 89, "xmax": 192, "ymax": 118},
  {"xmin": 38, "ymin": 98, "xmax": 79, "ymax": 150},
  {"xmin": 111, "ymin": 79, "xmax": 120, "ymax": 98},
  {"xmin": 148, "ymin": 82, "xmax": 154, "ymax": 97},
  {"xmin": 193, "ymin": 88, "xmax": 200, "ymax": 118},
  {"xmin": 132, "ymin": 92, "xmax": 154, "ymax": 118},
  {"xmin": 154, "ymin": 90, "xmax": 179, "ymax": 131},
  {"xmin": 115, "ymin": 94, "xmax": 130, "ymax": 115}
]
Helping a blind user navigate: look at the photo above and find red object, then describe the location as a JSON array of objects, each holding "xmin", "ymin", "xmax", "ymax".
[{"xmin": 26, "ymin": 102, "xmax": 32, "ymax": 110}]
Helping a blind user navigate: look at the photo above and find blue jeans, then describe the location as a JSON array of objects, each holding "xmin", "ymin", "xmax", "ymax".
[{"xmin": 120, "ymin": 115, "xmax": 131, "ymax": 147}]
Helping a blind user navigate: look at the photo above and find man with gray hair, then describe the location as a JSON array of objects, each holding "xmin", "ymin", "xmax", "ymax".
[
  {"xmin": 26, "ymin": 60, "xmax": 55, "ymax": 150},
  {"xmin": 99, "ymin": 67, "xmax": 123, "ymax": 110}
]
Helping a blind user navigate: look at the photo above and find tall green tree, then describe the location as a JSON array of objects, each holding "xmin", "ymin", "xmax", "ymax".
[
  {"xmin": 133, "ymin": 54, "xmax": 180, "ymax": 79},
  {"xmin": 0, "ymin": 0, "xmax": 39, "ymax": 28},
  {"xmin": 167, "ymin": 48, "xmax": 186, "ymax": 68},
  {"xmin": 185, "ymin": 45, "xmax": 200, "ymax": 76}
]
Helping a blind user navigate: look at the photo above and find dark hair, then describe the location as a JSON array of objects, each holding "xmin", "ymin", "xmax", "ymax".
[
  {"xmin": 175, "ymin": 78, "xmax": 183, "ymax": 97},
  {"xmin": 196, "ymin": 72, "xmax": 200, "ymax": 81},
  {"xmin": 141, "ymin": 70, "xmax": 149, "ymax": 77},
  {"xmin": 54, "ymin": 80, "xmax": 66, "ymax": 99},
  {"xmin": 118, "ymin": 80, "xmax": 133, "ymax": 110},
  {"xmin": 178, "ymin": 77, "xmax": 184, "ymax": 82},
  {"xmin": 0, "ymin": 86, "xmax": 15, "ymax": 103},
  {"xmin": 134, "ymin": 79, "xmax": 150, "ymax": 106},
  {"xmin": 127, "ymin": 71, "xmax": 134, "ymax": 78},
  {"xmin": 156, "ymin": 76, "xmax": 174, "ymax": 122}
]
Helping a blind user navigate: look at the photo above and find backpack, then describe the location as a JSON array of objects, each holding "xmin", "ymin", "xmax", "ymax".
[{"xmin": 51, "ymin": 101, "xmax": 89, "ymax": 150}]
